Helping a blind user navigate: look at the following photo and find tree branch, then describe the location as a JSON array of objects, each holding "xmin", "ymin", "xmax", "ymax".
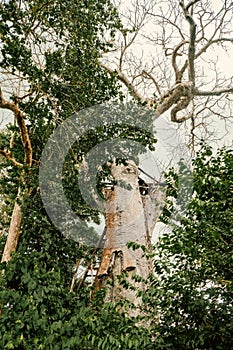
[
  {"xmin": 196, "ymin": 1, "xmax": 232, "ymax": 59},
  {"xmin": 100, "ymin": 62, "xmax": 145, "ymax": 101},
  {"xmin": 171, "ymin": 41, "xmax": 188, "ymax": 83},
  {"xmin": 194, "ymin": 87, "xmax": 233, "ymax": 96},
  {"xmin": 186, "ymin": 0, "xmax": 200, "ymax": 12},
  {"xmin": 180, "ymin": 1, "xmax": 198, "ymax": 84},
  {"xmin": 0, "ymin": 149, "xmax": 23, "ymax": 168},
  {"xmin": 141, "ymin": 70, "xmax": 162, "ymax": 96},
  {"xmin": 171, "ymin": 95, "xmax": 192, "ymax": 122},
  {"xmin": 196, "ymin": 38, "xmax": 233, "ymax": 59},
  {"xmin": 0, "ymin": 87, "xmax": 32, "ymax": 166}
]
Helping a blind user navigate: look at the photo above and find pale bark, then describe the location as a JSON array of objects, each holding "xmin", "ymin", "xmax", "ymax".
[
  {"xmin": 95, "ymin": 1, "xmax": 233, "ymax": 304},
  {"xmin": 1, "ymin": 189, "xmax": 22, "ymax": 263},
  {"xmin": 96, "ymin": 161, "xmax": 163, "ymax": 312},
  {"xmin": 0, "ymin": 87, "xmax": 32, "ymax": 263}
]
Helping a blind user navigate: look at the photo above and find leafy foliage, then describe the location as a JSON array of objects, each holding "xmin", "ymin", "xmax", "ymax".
[
  {"xmin": 0, "ymin": 191, "xmax": 152, "ymax": 350},
  {"xmin": 143, "ymin": 146, "xmax": 233, "ymax": 350},
  {"xmin": 0, "ymin": 1, "xmax": 154, "ymax": 349}
]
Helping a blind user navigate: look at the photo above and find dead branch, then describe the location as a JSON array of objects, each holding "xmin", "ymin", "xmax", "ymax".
[
  {"xmin": 70, "ymin": 259, "xmax": 82, "ymax": 293},
  {"xmin": 77, "ymin": 227, "xmax": 106, "ymax": 291},
  {"xmin": 100, "ymin": 0, "xmax": 232, "ymax": 125},
  {"xmin": 147, "ymin": 12, "xmax": 186, "ymax": 41}
]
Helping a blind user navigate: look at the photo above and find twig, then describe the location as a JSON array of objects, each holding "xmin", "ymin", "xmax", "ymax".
[{"xmin": 194, "ymin": 87, "xmax": 233, "ymax": 96}]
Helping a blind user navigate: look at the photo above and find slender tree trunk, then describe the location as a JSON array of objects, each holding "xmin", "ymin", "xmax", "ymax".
[
  {"xmin": 96, "ymin": 161, "xmax": 163, "ymax": 313},
  {"xmin": 1, "ymin": 188, "xmax": 22, "ymax": 263},
  {"xmin": 0, "ymin": 89, "xmax": 32, "ymax": 264}
]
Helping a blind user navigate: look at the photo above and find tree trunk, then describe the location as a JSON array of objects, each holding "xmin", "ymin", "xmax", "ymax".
[
  {"xmin": 1, "ymin": 188, "xmax": 22, "ymax": 263},
  {"xmin": 0, "ymin": 89, "xmax": 32, "ymax": 264},
  {"xmin": 96, "ymin": 161, "xmax": 163, "ymax": 314}
]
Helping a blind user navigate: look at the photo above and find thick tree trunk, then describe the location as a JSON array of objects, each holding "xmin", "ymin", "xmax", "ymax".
[
  {"xmin": 96, "ymin": 161, "xmax": 163, "ymax": 313},
  {"xmin": 1, "ymin": 188, "xmax": 22, "ymax": 263}
]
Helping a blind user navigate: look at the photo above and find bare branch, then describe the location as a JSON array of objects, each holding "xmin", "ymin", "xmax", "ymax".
[
  {"xmin": 9, "ymin": 131, "xmax": 16, "ymax": 150},
  {"xmin": 196, "ymin": 2, "xmax": 233, "ymax": 58},
  {"xmin": 0, "ymin": 88, "xmax": 16, "ymax": 113},
  {"xmin": 180, "ymin": 0, "xmax": 198, "ymax": 84},
  {"xmin": 194, "ymin": 87, "xmax": 233, "ymax": 96},
  {"xmin": 171, "ymin": 95, "xmax": 192, "ymax": 122},
  {"xmin": 196, "ymin": 38, "xmax": 233, "ymax": 59},
  {"xmin": 171, "ymin": 41, "xmax": 188, "ymax": 82},
  {"xmin": 147, "ymin": 12, "xmax": 186, "ymax": 41},
  {"xmin": 14, "ymin": 89, "xmax": 36, "ymax": 100},
  {"xmin": 155, "ymin": 82, "xmax": 193, "ymax": 120},
  {"xmin": 101, "ymin": 0, "xmax": 232, "ymax": 128},
  {"xmin": 186, "ymin": 0, "xmax": 200, "ymax": 12},
  {"xmin": 100, "ymin": 62, "xmax": 145, "ymax": 101},
  {"xmin": 177, "ymin": 38, "xmax": 233, "ymax": 81},
  {"xmin": 119, "ymin": 29, "xmax": 139, "ymax": 72},
  {"xmin": 141, "ymin": 70, "xmax": 162, "ymax": 96}
]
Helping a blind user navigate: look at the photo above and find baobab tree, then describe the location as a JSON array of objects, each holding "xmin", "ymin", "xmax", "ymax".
[
  {"xmin": 95, "ymin": 0, "xmax": 233, "ymax": 304},
  {"xmin": 0, "ymin": 0, "xmax": 232, "ymax": 312}
]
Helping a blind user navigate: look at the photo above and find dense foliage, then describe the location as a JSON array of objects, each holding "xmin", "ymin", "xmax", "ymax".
[
  {"xmin": 143, "ymin": 145, "xmax": 233, "ymax": 350},
  {"xmin": 0, "ymin": 1, "xmax": 154, "ymax": 349}
]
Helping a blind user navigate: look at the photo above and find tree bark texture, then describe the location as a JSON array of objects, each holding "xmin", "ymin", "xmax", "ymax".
[
  {"xmin": 1, "ymin": 188, "xmax": 22, "ymax": 263},
  {"xmin": 96, "ymin": 161, "xmax": 163, "ymax": 311}
]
